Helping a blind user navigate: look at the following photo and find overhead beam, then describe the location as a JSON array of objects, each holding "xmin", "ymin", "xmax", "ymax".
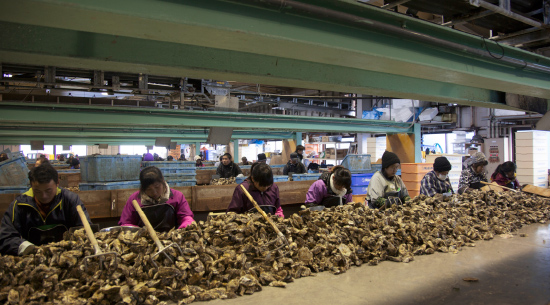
[
  {"xmin": 0, "ymin": 0, "xmax": 549, "ymax": 106},
  {"xmin": 0, "ymin": 102, "xmax": 414, "ymax": 134}
]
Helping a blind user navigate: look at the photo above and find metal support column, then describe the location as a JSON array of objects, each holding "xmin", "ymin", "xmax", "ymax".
[
  {"xmin": 414, "ymin": 123, "xmax": 421, "ymax": 163},
  {"xmin": 233, "ymin": 139, "xmax": 239, "ymax": 163},
  {"xmin": 295, "ymin": 132, "xmax": 302, "ymax": 146}
]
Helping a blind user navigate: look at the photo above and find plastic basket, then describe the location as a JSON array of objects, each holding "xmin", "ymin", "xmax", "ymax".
[
  {"xmin": 235, "ymin": 176, "xmax": 247, "ymax": 184},
  {"xmin": 401, "ymin": 172, "xmax": 426, "ymax": 182},
  {"xmin": 292, "ymin": 173, "xmax": 321, "ymax": 181},
  {"xmin": 351, "ymin": 185, "xmax": 369, "ymax": 195},
  {"xmin": 142, "ymin": 161, "xmax": 196, "ymax": 168},
  {"xmin": 79, "ymin": 181, "xmax": 141, "ymax": 191},
  {"xmin": 80, "ymin": 155, "xmax": 142, "ymax": 182},
  {"xmin": 273, "ymin": 175, "xmax": 289, "ymax": 182},
  {"xmin": 0, "ymin": 186, "xmax": 29, "ymax": 194},
  {"xmin": 0, "ymin": 157, "xmax": 30, "ymax": 186},
  {"xmin": 196, "ymin": 166, "xmax": 218, "ymax": 170},
  {"xmin": 167, "ymin": 180, "xmax": 197, "ymax": 187},
  {"xmin": 157, "ymin": 167, "xmax": 196, "ymax": 175},
  {"xmin": 403, "ymin": 180, "xmax": 421, "ymax": 191},
  {"xmin": 164, "ymin": 173, "xmax": 196, "ymax": 181},
  {"xmin": 351, "ymin": 173, "xmax": 374, "ymax": 186},
  {"xmin": 57, "ymin": 169, "xmax": 81, "ymax": 174},
  {"xmin": 340, "ymin": 154, "xmax": 371, "ymax": 171}
]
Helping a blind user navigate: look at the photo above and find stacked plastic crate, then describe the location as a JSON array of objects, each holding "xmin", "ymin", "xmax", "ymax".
[
  {"xmin": 340, "ymin": 154, "xmax": 373, "ymax": 200},
  {"xmin": 515, "ymin": 131, "xmax": 549, "ymax": 188},
  {"xmin": 142, "ymin": 161, "xmax": 197, "ymax": 187},
  {"xmin": 400, "ymin": 163, "xmax": 433, "ymax": 198},
  {"xmin": 79, "ymin": 155, "xmax": 143, "ymax": 191},
  {"xmin": 0, "ymin": 156, "xmax": 30, "ymax": 194}
]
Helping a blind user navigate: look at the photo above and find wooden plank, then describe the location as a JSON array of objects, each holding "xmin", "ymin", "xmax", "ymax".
[
  {"xmin": 171, "ymin": 186, "xmax": 193, "ymax": 207},
  {"xmin": 58, "ymin": 173, "xmax": 81, "ymax": 188},
  {"xmin": 117, "ymin": 189, "xmax": 138, "ymax": 216},
  {"xmin": 195, "ymin": 169, "xmax": 216, "ymax": 185},
  {"xmin": 386, "ymin": 134, "xmax": 416, "ymax": 164},
  {"xmin": 76, "ymin": 190, "xmax": 113, "ymax": 218},
  {"xmin": 193, "ymin": 184, "xmax": 236, "ymax": 212},
  {"xmin": 0, "ymin": 194, "xmax": 17, "ymax": 218},
  {"xmin": 277, "ymin": 180, "xmax": 315, "ymax": 206}
]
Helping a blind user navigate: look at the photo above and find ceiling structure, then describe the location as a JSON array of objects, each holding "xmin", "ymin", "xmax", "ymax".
[{"xmin": 0, "ymin": 0, "xmax": 549, "ymax": 145}]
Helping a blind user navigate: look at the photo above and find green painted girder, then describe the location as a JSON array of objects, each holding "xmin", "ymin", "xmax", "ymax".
[
  {"xmin": 0, "ymin": 0, "xmax": 549, "ymax": 105},
  {"xmin": 0, "ymin": 102, "xmax": 414, "ymax": 134}
]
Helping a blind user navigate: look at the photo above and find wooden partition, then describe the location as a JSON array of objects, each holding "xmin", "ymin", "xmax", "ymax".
[{"xmin": 0, "ymin": 182, "xmax": 312, "ymax": 218}]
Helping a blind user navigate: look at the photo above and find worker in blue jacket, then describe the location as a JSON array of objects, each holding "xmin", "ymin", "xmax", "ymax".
[{"xmin": 0, "ymin": 164, "xmax": 92, "ymax": 255}]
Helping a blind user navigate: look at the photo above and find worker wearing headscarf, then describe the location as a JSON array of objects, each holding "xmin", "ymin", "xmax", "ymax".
[{"xmin": 458, "ymin": 152, "xmax": 488, "ymax": 194}]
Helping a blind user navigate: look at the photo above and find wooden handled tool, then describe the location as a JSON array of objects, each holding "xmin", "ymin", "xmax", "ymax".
[
  {"xmin": 76, "ymin": 205, "xmax": 118, "ymax": 270},
  {"xmin": 131, "ymin": 200, "xmax": 183, "ymax": 267},
  {"xmin": 480, "ymin": 181, "xmax": 519, "ymax": 193},
  {"xmin": 239, "ymin": 185, "xmax": 288, "ymax": 245}
]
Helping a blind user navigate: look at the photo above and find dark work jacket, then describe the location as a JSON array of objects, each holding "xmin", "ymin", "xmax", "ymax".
[
  {"xmin": 283, "ymin": 161, "xmax": 306, "ymax": 175},
  {"xmin": 0, "ymin": 188, "xmax": 91, "ymax": 255},
  {"xmin": 216, "ymin": 162, "xmax": 243, "ymax": 178}
]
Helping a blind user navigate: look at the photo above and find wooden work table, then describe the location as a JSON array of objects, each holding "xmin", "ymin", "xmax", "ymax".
[{"xmin": 0, "ymin": 180, "xmax": 315, "ymax": 219}]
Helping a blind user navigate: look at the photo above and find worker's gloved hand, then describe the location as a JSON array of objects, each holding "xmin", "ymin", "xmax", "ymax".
[
  {"xmin": 402, "ymin": 195, "xmax": 412, "ymax": 202},
  {"xmin": 18, "ymin": 241, "xmax": 36, "ymax": 256},
  {"xmin": 374, "ymin": 197, "xmax": 387, "ymax": 209}
]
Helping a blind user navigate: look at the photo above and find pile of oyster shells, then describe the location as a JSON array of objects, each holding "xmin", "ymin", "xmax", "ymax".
[
  {"xmin": 211, "ymin": 177, "xmax": 236, "ymax": 185},
  {"xmin": 0, "ymin": 190, "xmax": 548, "ymax": 304}
]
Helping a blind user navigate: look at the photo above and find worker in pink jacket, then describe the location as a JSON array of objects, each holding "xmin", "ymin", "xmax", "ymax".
[{"xmin": 119, "ymin": 166, "xmax": 194, "ymax": 231}]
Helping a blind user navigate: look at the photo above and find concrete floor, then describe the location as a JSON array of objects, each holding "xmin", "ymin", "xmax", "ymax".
[{"xmin": 208, "ymin": 223, "xmax": 550, "ymax": 305}]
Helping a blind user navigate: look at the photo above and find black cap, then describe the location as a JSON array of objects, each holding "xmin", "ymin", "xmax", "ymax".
[
  {"xmin": 433, "ymin": 156, "xmax": 452, "ymax": 172},
  {"xmin": 257, "ymin": 153, "xmax": 267, "ymax": 161},
  {"xmin": 382, "ymin": 151, "xmax": 400, "ymax": 169}
]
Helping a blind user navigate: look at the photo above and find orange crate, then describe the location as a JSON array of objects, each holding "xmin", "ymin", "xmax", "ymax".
[
  {"xmin": 408, "ymin": 189, "xmax": 420, "ymax": 198},
  {"xmin": 403, "ymin": 180, "xmax": 421, "ymax": 190},
  {"xmin": 401, "ymin": 163, "xmax": 433, "ymax": 174},
  {"xmin": 401, "ymin": 172, "xmax": 427, "ymax": 182}
]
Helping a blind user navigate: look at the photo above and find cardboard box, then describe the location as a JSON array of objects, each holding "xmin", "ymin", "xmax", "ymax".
[
  {"xmin": 517, "ymin": 168, "xmax": 548, "ymax": 176},
  {"xmin": 336, "ymin": 149, "xmax": 347, "ymax": 158},
  {"xmin": 515, "ymin": 131, "xmax": 548, "ymax": 141},
  {"xmin": 321, "ymin": 136, "xmax": 330, "ymax": 142},
  {"xmin": 515, "ymin": 139, "xmax": 548, "ymax": 148}
]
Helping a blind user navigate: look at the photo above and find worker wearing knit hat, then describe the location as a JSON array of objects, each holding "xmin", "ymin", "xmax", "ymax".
[
  {"xmin": 366, "ymin": 151, "xmax": 410, "ymax": 209},
  {"xmin": 420, "ymin": 157, "xmax": 454, "ymax": 197},
  {"xmin": 458, "ymin": 152, "xmax": 488, "ymax": 194}
]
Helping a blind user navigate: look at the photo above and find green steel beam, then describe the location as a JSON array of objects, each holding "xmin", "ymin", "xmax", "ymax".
[
  {"xmin": 0, "ymin": 0, "xmax": 549, "ymax": 105},
  {"xmin": 0, "ymin": 102, "xmax": 414, "ymax": 134}
]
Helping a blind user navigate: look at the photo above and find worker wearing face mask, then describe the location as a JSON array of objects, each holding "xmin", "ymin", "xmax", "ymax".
[
  {"xmin": 420, "ymin": 157, "xmax": 454, "ymax": 197},
  {"xmin": 458, "ymin": 152, "xmax": 488, "ymax": 194}
]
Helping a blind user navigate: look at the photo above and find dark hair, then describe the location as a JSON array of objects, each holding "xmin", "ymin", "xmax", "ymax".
[
  {"xmin": 331, "ymin": 165, "xmax": 352, "ymax": 189},
  {"xmin": 0, "ymin": 153, "xmax": 8, "ymax": 162},
  {"xmin": 222, "ymin": 153, "xmax": 232, "ymax": 160},
  {"xmin": 250, "ymin": 162, "xmax": 273, "ymax": 187},
  {"xmin": 35, "ymin": 156, "xmax": 51, "ymax": 167},
  {"xmin": 296, "ymin": 145, "xmax": 305, "ymax": 151},
  {"xmin": 28, "ymin": 163, "xmax": 58, "ymax": 184},
  {"xmin": 167, "ymin": 156, "xmax": 174, "ymax": 161},
  {"xmin": 140, "ymin": 166, "xmax": 165, "ymax": 192},
  {"xmin": 492, "ymin": 161, "xmax": 516, "ymax": 179}
]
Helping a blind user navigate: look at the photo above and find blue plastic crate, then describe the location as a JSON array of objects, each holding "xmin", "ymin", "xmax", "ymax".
[
  {"xmin": 79, "ymin": 180, "xmax": 141, "ymax": 191},
  {"xmin": 80, "ymin": 155, "xmax": 142, "ymax": 182},
  {"xmin": 164, "ymin": 173, "xmax": 196, "ymax": 181},
  {"xmin": 340, "ymin": 154, "xmax": 372, "ymax": 171},
  {"xmin": 292, "ymin": 173, "xmax": 321, "ymax": 181},
  {"xmin": 167, "ymin": 180, "xmax": 197, "ymax": 187},
  {"xmin": 270, "ymin": 164, "xmax": 285, "ymax": 168},
  {"xmin": 0, "ymin": 185, "xmax": 29, "ymax": 194},
  {"xmin": 351, "ymin": 173, "xmax": 374, "ymax": 186},
  {"xmin": 235, "ymin": 176, "xmax": 247, "ymax": 184},
  {"xmin": 351, "ymin": 184, "xmax": 369, "ymax": 195},
  {"xmin": 0, "ymin": 157, "xmax": 30, "ymax": 186},
  {"xmin": 196, "ymin": 166, "xmax": 218, "ymax": 170},
  {"xmin": 142, "ymin": 161, "xmax": 196, "ymax": 168},
  {"xmin": 371, "ymin": 164, "xmax": 382, "ymax": 172},
  {"xmin": 273, "ymin": 175, "xmax": 289, "ymax": 182},
  {"xmin": 158, "ymin": 167, "xmax": 196, "ymax": 175}
]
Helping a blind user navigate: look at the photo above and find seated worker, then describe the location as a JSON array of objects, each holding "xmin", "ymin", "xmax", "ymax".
[
  {"xmin": 227, "ymin": 163, "xmax": 283, "ymax": 217},
  {"xmin": 167, "ymin": 155, "xmax": 174, "ymax": 161},
  {"xmin": 178, "ymin": 154, "xmax": 187, "ymax": 161},
  {"xmin": 216, "ymin": 153, "xmax": 243, "ymax": 178},
  {"xmin": 70, "ymin": 156, "xmax": 80, "ymax": 169},
  {"xmin": 0, "ymin": 164, "xmax": 92, "ymax": 255},
  {"xmin": 305, "ymin": 165, "xmax": 352, "ymax": 207},
  {"xmin": 0, "ymin": 153, "xmax": 8, "ymax": 162},
  {"xmin": 458, "ymin": 152, "xmax": 488, "ymax": 194},
  {"xmin": 420, "ymin": 156, "xmax": 454, "ymax": 197},
  {"xmin": 257, "ymin": 153, "xmax": 267, "ymax": 164},
  {"xmin": 366, "ymin": 151, "xmax": 410, "ymax": 209},
  {"xmin": 491, "ymin": 161, "xmax": 520, "ymax": 190},
  {"xmin": 307, "ymin": 161, "xmax": 320, "ymax": 173},
  {"xmin": 195, "ymin": 155, "xmax": 204, "ymax": 167},
  {"xmin": 119, "ymin": 166, "xmax": 194, "ymax": 231},
  {"xmin": 143, "ymin": 153, "xmax": 154, "ymax": 161},
  {"xmin": 295, "ymin": 145, "xmax": 305, "ymax": 162},
  {"xmin": 34, "ymin": 156, "xmax": 51, "ymax": 167},
  {"xmin": 283, "ymin": 152, "xmax": 307, "ymax": 175},
  {"xmin": 240, "ymin": 157, "xmax": 252, "ymax": 165}
]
